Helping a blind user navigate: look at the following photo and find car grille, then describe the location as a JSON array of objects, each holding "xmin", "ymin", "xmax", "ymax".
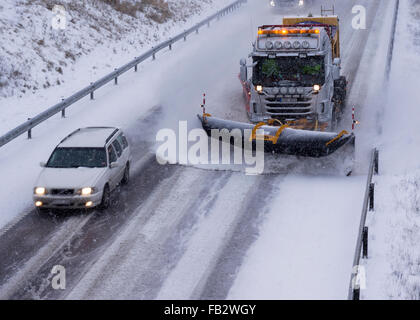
[{"xmin": 50, "ymin": 189, "xmax": 75, "ymax": 196}]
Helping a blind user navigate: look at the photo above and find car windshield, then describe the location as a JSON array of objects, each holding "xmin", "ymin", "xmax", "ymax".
[
  {"xmin": 46, "ymin": 147, "xmax": 107, "ymax": 168},
  {"xmin": 253, "ymin": 56, "xmax": 325, "ymax": 87}
]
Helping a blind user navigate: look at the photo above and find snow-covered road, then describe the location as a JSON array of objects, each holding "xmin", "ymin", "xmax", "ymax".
[{"xmin": 0, "ymin": 0, "xmax": 395, "ymax": 299}]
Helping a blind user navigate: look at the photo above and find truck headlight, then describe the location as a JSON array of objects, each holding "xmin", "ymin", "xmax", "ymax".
[
  {"xmin": 313, "ymin": 84, "xmax": 321, "ymax": 92},
  {"xmin": 35, "ymin": 187, "xmax": 46, "ymax": 195},
  {"xmin": 270, "ymin": 0, "xmax": 276, "ymax": 7},
  {"xmin": 80, "ymin": 187, "xmax": 94, "ymax": 196},
  {"xmin": 299, "ymin": 0, "xmax": 304, "ymax": 6},
  {"xmin": 256, "ymin": 85, "xmax": 263, "ymax": 93}
]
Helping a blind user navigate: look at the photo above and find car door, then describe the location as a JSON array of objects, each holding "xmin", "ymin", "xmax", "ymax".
[
  {"xmin": 116, "ymin": 133, "xmax": 130, "ymax": 165},
  {"xmin": 107, "ymin": 144, "xmax": 119, "ymax": 190},
  {"xmin": 111, "ymin": 139, "xmax": 125, "ymax": 182}
]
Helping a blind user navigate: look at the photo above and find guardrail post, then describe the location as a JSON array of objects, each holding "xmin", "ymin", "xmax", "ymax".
[
  {"xmin": 27, "ymin": 118, "xmax": 32, "ymax": 139},
  {"xmin": 114, "ymin": 69, "xmax": 118, "ymax": 85},
  {"xmin": 184, "ymin": 32, "xmax": 187, "ymax": 41},
  {"xmin": 353, "ymin": 288, "xmax": 360, "ymax": 300},
  {"xmin": 196, "ymin": 28, "xmax": 199, "ymax": 34},
  {"xmin": 169, "ymin": 41, "xmax": 172, "ymax": 50},
  {"xmin": 152, "ymin": 48, "xmax": 156, "ymax": 60},
  {"xmin": 207, "ymin": 21, "xmax": 210, "ymax": 27},
  {"xmin": 374, "ymin": 149, "xmax": 379, "ymax": 175},
  {"xmin": 362, "ymin": 227, "xmax": 368, "ymax": 258},
  {"xmin": 369, "ymin": 183, "xmax": 375, "ymax": 211},
  {"xmin": 61, "ymin": 98, "xmax": 65, "ymax": 118},
  {"xmin": 90, "ymin": 83, "xmax": 94, "ymax": 100}
]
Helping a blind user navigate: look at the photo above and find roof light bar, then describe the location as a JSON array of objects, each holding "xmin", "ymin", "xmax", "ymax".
[{"xmin": 258, "ymin": 28, "xmax": 320, "ymax": 35}]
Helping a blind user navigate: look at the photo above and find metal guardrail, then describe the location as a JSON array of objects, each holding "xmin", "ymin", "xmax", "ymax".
[
  {"xmin": 0, "ymin": 0, "xmax": 247, "ymax": 148},
  {"xmin": 348, "ymin": 148, "xmax": 379, "ymax": 300},
  {"xmin": 385, "ymin": 0, "xmax": 400, "ymax": 79}
]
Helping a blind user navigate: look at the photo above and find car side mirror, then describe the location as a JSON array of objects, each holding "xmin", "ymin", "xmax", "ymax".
[
  {"xmin": 110, "ymin": 162, "xmax": 119, "ymax": 168},
  {"xmin": 40, "ymin": 162, "xmax": 46, "ymax": 167}
]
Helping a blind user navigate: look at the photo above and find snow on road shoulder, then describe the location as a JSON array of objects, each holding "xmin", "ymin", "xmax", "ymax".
[
  {"xmin": 363, "ymin": 0, "xmax": 420, "ymax": 300},
  {"xmin": 227, "ymin": 174, "xmax": 365, "ymax": 300},
  {"xmin": 363, "ymin": 173, "xmax": 420, "ymax": 299}
]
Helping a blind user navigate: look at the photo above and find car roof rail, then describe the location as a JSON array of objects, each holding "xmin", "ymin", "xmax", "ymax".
[
  {"xmin": 59, "ymin": 128, "xmax": 82, "ymax": 144},
  {"xmin": 85, "ymin": 126, "xmax": 118, "ymax": 130},
  {"xmin": 105, "ymin": 128, "xmax": 120, "ymax": 145}
]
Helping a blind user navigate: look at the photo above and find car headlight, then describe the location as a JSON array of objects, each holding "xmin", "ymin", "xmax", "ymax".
[
  {"xmin": 299, "ymin": 0, "xmax": 304, "ymax": 6},
  {"xmin": 270, "ymin": 0, "xmax": 276, "ymax": 7},
  {"xmin": 80, "ymin": 187, "xmax": 94, "ymax": 196},
  {"xmin": 35, "ymin": 187, "xmax": 46, "ymax": 195}
]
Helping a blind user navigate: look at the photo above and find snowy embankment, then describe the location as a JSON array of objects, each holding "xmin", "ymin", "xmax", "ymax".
[
  {"xmin": 0, "ymin": 0, "xmax": 226, "ymax": 132},
  {"xmin": 364, "ymin": 0, "xmax": 420, "ymax": 300}
]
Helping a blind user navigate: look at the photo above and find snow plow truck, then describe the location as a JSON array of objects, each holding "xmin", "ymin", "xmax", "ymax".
[{"xmin": 198, "ymin": 14, "xmax": 355, "ymax": 158}]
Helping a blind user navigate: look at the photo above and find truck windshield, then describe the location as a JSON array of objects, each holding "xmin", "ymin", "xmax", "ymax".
[
  {"xmin": 46, "ymin": 147, "xmax": 107, "ymax": 168},
  {"xmin": 252, "ymin": 56, "xmax": 325, "ymax": 87}
]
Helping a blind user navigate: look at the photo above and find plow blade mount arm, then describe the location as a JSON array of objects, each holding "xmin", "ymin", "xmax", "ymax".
[{"xmin": 198, "ymin": 115, "xmax": 355, "ymax": 158}]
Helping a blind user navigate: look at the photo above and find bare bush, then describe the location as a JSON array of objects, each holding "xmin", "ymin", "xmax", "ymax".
[{"xmin": 98, "ymin": 0, "xmax": 173, "ymax": 22}]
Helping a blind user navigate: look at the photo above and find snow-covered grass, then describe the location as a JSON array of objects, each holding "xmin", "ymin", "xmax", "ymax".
[
  {"xmin": 0, "ymin": 0, "xmax": 224, "ymax": 97},
  {"xmin": 0, "ymin": 0, "xmax": 227, "ymax": 125},
  {"xmin": 363, "ymin": 0, "xmax": 420, "ymax": 300}
]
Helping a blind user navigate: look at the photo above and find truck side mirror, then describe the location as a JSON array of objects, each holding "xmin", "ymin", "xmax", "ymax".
[
  {"xmin": 333, "ymin": 58, "xmax": 341, "ymax": 66},
  {"xmin": 239, "ymin": 58, "xmax": 247, "ymax": 82}
]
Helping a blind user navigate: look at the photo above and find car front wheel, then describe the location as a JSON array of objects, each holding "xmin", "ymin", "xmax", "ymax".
[
  {"xmin": 121, "ymin": 163, "xmax": 130, "ymax": 185},
  {"xmin": 99, "ymin": 184, "xmax": 110, "ymax": 210}
]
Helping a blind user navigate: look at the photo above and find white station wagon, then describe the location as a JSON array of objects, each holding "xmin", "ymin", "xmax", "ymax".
[{"xmin": 33, "ymin": 127, "xmax": 131, "ymax": 210}]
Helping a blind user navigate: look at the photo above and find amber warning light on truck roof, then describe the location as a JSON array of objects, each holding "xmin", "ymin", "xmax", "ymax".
[{"xmin": 258, "ymin": 28, "xmax": 320, "ymax": 35}]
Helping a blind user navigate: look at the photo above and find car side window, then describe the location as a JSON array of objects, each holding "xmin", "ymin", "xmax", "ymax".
[
  {"xmin": 108, "ymin": 145, "xmax": 117, "ymax": 164},
  {"xmin": 112, "ymin": 140, "xmax": 123, "ymax": 158},
  {"xmin": 117, "ymin": 133, "xmax": 128, "ymax": 149}
]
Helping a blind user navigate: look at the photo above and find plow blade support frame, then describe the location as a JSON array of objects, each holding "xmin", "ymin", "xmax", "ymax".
[{"xmin": 198, "ymin": 115, "xmax": 355, "ymax": 158}]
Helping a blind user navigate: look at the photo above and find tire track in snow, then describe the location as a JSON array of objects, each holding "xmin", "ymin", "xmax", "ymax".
[
  {"xmin": 198, "ymin": 175, "xmax": 278, "ymax": 299},
  {"xmin": 155, "ymin": 173, "xmax": 273, "ymax": 300},
  {"xmin": 66, "ymin": 169, "xmax": 233, "ymax": 299}
]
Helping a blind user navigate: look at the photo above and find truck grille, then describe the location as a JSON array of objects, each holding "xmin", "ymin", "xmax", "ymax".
[
  {"xmin": 263, "ymin": 96, "xmax": 313, "ymax": 118},
  {"xmin": 50, "ymin": 189, "xmax": 75, "ymax": 196}
]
